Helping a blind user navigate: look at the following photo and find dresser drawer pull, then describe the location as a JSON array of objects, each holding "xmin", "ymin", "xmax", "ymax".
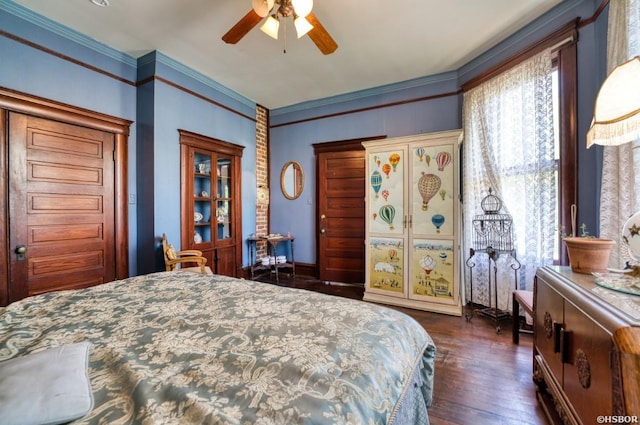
[{"xmin": 553, "ymin": 321, "xmax": 563, "ymax": 353}]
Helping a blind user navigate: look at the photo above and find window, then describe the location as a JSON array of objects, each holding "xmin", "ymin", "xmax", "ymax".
[{"xmin": 460, "ymin": 25, "xmax": 578, "ymax": 310}]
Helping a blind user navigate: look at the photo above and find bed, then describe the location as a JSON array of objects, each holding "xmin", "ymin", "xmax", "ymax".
[{"xmin": 0, "ymin": 271, "xmax": 436, "ymax": 424}]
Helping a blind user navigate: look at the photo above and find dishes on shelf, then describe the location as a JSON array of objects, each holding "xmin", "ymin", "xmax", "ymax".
[{"xmin": 194, "ymin": 212, "xmax": 203, "ymax": 223}]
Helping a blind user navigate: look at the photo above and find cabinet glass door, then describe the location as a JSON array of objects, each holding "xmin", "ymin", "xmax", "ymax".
[
  {"xmin": 216, "ymin": 156, "xmax": 232, "ymax": 241},
  {"xmin": 194, "ymin": 151, "xmax": 212, "ymax": 244}
]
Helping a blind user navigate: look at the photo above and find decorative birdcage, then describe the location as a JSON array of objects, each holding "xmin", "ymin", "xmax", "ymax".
[
  {"xmin": 465, "ymin": 188, "xmax": 521, "ymax": 333},
  {"xmin": 472, "ymin": 188, "xmax": 514, "ymax": 253}
]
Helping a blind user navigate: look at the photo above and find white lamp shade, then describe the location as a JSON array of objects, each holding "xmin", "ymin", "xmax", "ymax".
[
  {"xmin": 586, "ymin": 56, "xmax": 640, "ymax": 148},
  {"xmin": 294, "ymin": 16, "xmax": 313, "ymax": 38},
  {"xmin": 291, "ymin": 0, "xmax": 313, "ymax": 17},
  {"xmin": 260, "ymin": 16, "xmax": 280, "ymax": 40}
]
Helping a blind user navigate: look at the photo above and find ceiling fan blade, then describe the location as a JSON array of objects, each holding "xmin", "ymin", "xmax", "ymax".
[
  {"xmin": 306, "ymin": 12, "xmax": 338, "ymax": 55},
  {"xmin": 222, "ymin": 9, "xmax": 263, "ymax": 44}
]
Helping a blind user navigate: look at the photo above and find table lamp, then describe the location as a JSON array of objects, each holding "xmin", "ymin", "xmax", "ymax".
[{"xmin": 587, "ymin": 56, "xmax": 640, "ymax": 280}]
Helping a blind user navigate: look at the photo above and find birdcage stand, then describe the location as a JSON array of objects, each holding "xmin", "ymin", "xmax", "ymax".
[
  {"xmin": 464, "ymin": 188, "xmax": 522, "ymax": 333},
  {"xmin": 465, "ymin": 246, "xmax": 521, "ymax": 333}
]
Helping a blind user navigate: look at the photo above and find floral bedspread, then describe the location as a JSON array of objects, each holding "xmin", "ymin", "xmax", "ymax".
[{"xmin": 0, "ymin": 272, "xmax": 435, "ymax": 424}]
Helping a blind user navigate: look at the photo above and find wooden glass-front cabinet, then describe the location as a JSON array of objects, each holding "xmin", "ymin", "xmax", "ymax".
[
  {"xmin": 179, "ymin": 130, "xmax": 243, "ymax": 277},
  {"xmin": 362, "ymin": 130, "xmax": 463, "ymax": 315}
]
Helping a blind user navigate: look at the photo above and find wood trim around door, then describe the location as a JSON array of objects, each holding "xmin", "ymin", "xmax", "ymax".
[{"xmin": 0, "ymin": 87, "xmax": 132, "ymax": 306}]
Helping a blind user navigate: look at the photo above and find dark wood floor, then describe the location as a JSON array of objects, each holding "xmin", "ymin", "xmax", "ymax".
[{"xmin": 257, "ymin": 274, "xmax": 547, "ymax": 425}]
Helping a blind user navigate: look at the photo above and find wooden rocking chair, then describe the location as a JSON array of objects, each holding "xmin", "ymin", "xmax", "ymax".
[{"xmin": 161, "ymin": 233, "xmax": 212, "ymax": 274}]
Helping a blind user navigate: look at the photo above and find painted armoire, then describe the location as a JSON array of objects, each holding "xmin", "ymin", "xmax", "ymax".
[{"xmin": 362, "ymin": 130, "xmax": 463, "ymax": 316}]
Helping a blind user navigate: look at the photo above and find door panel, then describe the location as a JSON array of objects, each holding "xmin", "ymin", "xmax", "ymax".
[
  {"xmin": 563, "ymin": 301, "xmax": 613, "ymax": 420},
  {"xmin": 8, "ymin": 113, "xmax": 116, "ymax": 301},
  {"xmin": 534, "ymin": 277, "xmax": 565, "ymax": 384},
  {"xmin": 317, "ymin": 149, "xmax": 365, "ymax": 283}
]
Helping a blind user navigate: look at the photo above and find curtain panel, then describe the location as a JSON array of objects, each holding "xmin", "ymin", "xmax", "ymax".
[
  {"xmin": 599, "ymin": 0, "xmax": 640, "ymax": 269},
  {"xmin": 462, "ymin": 49, "xmax": 556, "ymax": 311}
]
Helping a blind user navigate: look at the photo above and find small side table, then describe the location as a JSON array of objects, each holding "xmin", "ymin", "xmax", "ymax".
[{"xmin": 248, "ymin": 235, "xmax": 296, "ymax": 283}]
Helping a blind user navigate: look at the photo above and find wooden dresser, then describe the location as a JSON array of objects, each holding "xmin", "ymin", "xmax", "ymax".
[{"xmin": 534, "ymin": 266, "xmax": 640, "ymax": 424}]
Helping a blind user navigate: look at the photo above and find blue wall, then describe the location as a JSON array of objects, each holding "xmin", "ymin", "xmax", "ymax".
[
  {"xmin": 1, "ymin": 0, "xmax": 139, "ymax": 272},
  {"xmin": 269, "ymin": 73, "xmax": 461, "ymax": 264},
  {"xmin": 0, "ymin": 0, "xmax": 258, "ymax": 275},
  {"xmin": 135, "ymin": 52, "xmax": 257, "ymax": 274},
  {"xmin": 268, "ymin": 0, "xmax": 607, "ymax": 264},
  {"xmin": 0, "ymin": 0, "xmax": 607, "ymax": 274}
]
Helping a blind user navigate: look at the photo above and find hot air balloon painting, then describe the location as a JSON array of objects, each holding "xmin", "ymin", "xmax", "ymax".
[
  {"xmin": 388, "ymin": 153, "xmax": 401, "ymax": 172},
  {"xmin": 416, "ymin": 147, "xmax": 425, "ymax": 162},
  {"xmin": 431, "ymin": 214, "xmax": 445, "ymax": 233},
  {"xmin": 419, "ymin": 255, "xmax": 436, "ymax": 275},
  {"xmin": 435, "ymin": 151, "xmax": 452, "ymax": 171},
  {"xmin": 439, "ymin": 252, "xmax": 448, "ymax": 261},
  {"xmin": 370, "ymin": 171, "xmax": 382, "ymax": 198},
  {"xmin": 382, "ymin": 163, "xmax": 392, "ymax": 178},
  {"xmin": 425, "ymin": 155, "xmax": 431, "ymax": 167},
  {"xmin": 388, "ymin": 248, "xmax": 397, "ymax": 262},
  {"xmin": 372, "ymin": 213, "xmax": 377, "ymax": 221},
  {"xmin": 417, "ymin": 173, "xmax": 441, "ymax": 211},
  {"xmin": 382, "ymin": 189, "xmax": 390, "ymax": 202},
  {"xmin": 439, "ymin": 188, "xmax": 447, "ymax": 200},
  {"xmin": 379, "ymin": 204, "xmax": 396, "ymax": 230}
]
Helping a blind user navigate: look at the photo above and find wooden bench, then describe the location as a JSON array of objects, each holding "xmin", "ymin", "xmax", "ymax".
[{"xmin": 512, "ymin": 290, "xmax": 533, "ymax": 344}]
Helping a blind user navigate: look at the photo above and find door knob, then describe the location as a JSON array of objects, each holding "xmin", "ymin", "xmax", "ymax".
[
  {"xmin": 320, "ymin": 228, "xmax": 326, "ymax": 234},
  {"xmin": 15, "ymin": 244, "xmax": 26, "ymax": 260},
  {"xmin": 320, "ymin": 214, "xmax": 326, "ymax": 220}
]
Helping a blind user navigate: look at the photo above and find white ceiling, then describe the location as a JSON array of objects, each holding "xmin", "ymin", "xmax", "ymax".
[{"xmin": 10, "ymin": 0, "xmax": 562, "ymax": 109}]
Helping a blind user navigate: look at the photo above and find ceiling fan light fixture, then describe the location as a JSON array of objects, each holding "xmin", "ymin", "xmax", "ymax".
[
  {"xmin": 291, "ymin": 0, "xmax": 313, "ymax": 17},
  {"xmin": 260, "ymin": 15, "xmax": 280, "ymax": 39},
  {"xmin": 294, "ymin": 16, "xmax": 313, "ymax": 38},
  {"xmin": 252, "ymin": 0, "xmax": 275, "ymax": 17}
]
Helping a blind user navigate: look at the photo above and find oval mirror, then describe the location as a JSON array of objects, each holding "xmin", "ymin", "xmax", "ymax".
[{"xmin": 280, "ymin": 161, "xmax": 304, "ymax": 200}]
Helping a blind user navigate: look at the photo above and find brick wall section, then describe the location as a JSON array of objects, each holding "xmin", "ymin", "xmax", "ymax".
[{"xmin": 255, "ymin": 104, "xmax": 269, "ymax": 260}]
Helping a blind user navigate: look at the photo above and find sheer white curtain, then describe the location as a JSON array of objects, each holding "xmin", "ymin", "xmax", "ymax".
[
  {"xmin": 462, "ymin": 49, "xmax": 556, "ymax": 311},
  {"xmin": 599, "ymin": 0, "xmax": 640, "ymax": 268}
]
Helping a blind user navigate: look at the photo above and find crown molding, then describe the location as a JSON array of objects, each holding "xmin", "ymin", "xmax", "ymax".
[
  {"xmin": 148, "ymin": 51, "xmax": 255, "ymax": 110},
  {"xmin": 272, "ymin": 71, "xmax": 459, "ymax": 117},
  {"xmin": 1, "ymin": 0, "xmax": 137, "ymax": 67}
]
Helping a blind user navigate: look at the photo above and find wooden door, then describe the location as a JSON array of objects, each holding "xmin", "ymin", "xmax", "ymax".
[
  {"xmin": 8, "ymin": 112, "xmax": 116, "ymax": 301},
  {"xmin": 314, "ymin": 137, "xmax": 384, "ymax": 284}
]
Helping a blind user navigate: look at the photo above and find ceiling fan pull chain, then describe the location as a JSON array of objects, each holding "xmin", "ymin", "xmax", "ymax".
[{"xmin": 283, "ymin": 20, "xmax": 287, "ymax": 53}]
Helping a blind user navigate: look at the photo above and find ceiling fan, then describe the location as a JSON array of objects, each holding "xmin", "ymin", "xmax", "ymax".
[{"xmin": 222, "ymin": 0, "xmax": 338, "ymax": 55}]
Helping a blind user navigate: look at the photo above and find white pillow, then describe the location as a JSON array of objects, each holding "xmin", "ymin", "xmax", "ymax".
[{"xmin": 0, "ymin": 342, "xmax": 93, "ymax": 425}]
